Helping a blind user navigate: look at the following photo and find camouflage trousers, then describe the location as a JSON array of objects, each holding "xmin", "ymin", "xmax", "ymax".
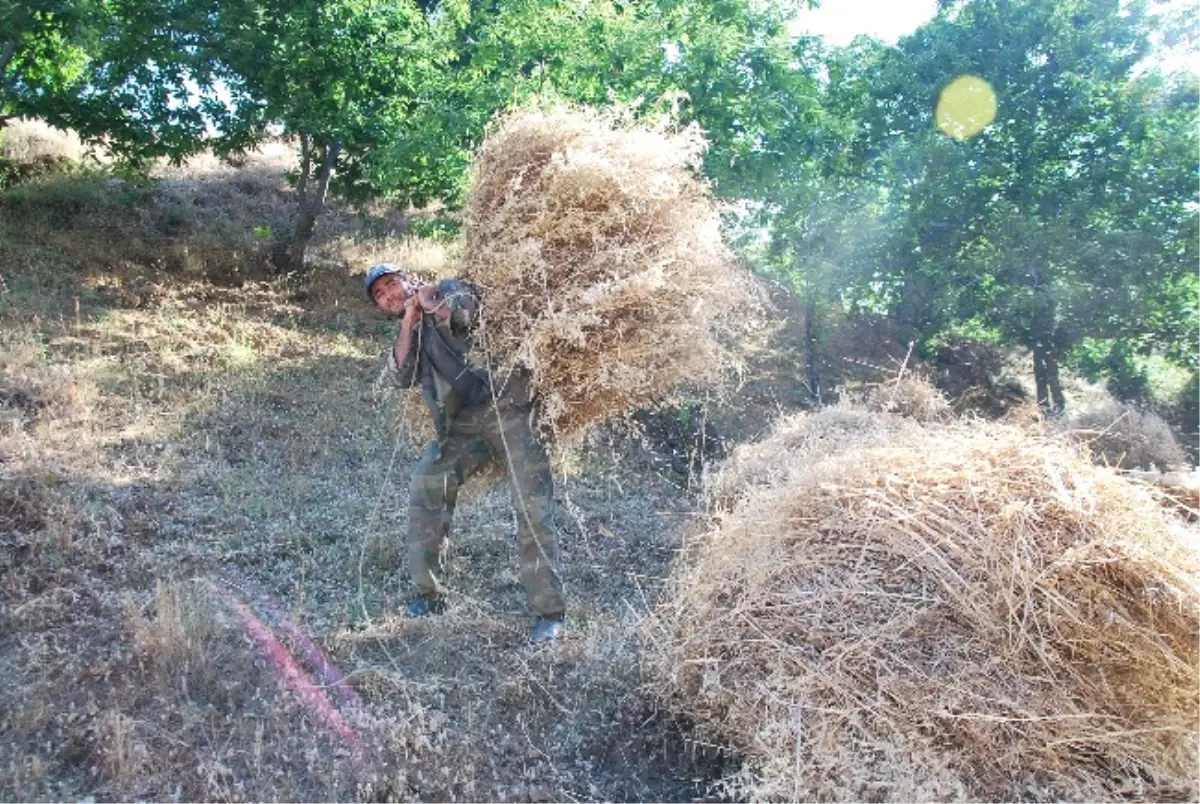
[{"xmin": 407, "ymin": 397, "xmax": 566, "ymax": 617}]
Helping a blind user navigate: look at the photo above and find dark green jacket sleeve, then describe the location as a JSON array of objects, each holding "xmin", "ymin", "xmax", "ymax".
[{"xmin": 389, "ymin": 326, "xmax": 421, "ymax": 388}]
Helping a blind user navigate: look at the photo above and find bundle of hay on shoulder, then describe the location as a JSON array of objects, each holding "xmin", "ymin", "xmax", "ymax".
[
  {"xmin": 649, "ymin": 408, "xmax": 1199, "ymax": 802},
  {"xmin": 460, "ymin": 107, "xmax": 755, "ymax": 443}
]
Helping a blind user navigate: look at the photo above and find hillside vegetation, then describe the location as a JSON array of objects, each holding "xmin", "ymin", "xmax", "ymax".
[
  {"xmin": 2, "ymin": 129, "xmax": 1196, "ymax": 802},
  {"xmin": 0, "ymin": 135, "xmax": 739, "ymax": 801}
]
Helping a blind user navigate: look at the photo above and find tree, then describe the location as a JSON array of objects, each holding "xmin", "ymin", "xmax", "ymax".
[
  {"xmin": 382, "ymin": 0, "xmax": 815, "ymax": 204},
  {"xmin": 44, "ymin": 0, "xmax": 816, "ymax": 269},
  {"xmin": 1, "ymin": 0, "xmax": 104, "ymax": 124},
  {"xmin": 854, "ymin": 0, "xmax": 1197, "ymax": 412},
  {"xmin": 730, "ymin": 36, "xmax": 890, "ymax": 400},
  {"xmin": 200, "ymin": 0, "xmax": 463, "ymax": 268}
]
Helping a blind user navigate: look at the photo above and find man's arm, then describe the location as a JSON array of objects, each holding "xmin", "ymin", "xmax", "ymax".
[{"xmin": 390, "ymin": 297, "xmax": 424, "ymax": 387}]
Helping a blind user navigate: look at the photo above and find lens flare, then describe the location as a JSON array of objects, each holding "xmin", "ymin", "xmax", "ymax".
[
  {"xmin": 231, "ymin": 598, "xmax": 360, "ymax": 747},
  {"xmin": 936, "ymin": 75, "xmax": 997, "ymax": 140},
  {"xmin": 219, "ymin": 573, "xmax": 370, "ymax": 754}
]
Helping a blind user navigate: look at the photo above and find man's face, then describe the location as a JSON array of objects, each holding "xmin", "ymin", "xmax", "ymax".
[{"xmin": 370, "ymin": 274, "xmax": 413, "ymax": 314}]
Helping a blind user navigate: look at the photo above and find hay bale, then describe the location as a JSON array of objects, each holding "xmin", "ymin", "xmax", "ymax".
[
  {"xmin": 460, "ymin": 107, "xmax": 754, "ymax": 443},
  {"xmin": 707, "ymin": 404, "xmax": 926, "ymax": 510},
  {"xmin": 1121, "ymin": 468, "xmax": 1200, "ymax": 522},
  {"xmin": 649, "ymin": 411, "xmax": 1199, "ymax": 801}
]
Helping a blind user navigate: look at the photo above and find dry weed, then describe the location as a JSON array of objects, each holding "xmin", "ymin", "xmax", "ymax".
[
  {"xmin": 1061, "ymin": 397, "xmax": 1189, "ymax": 471},
  {"xmin": 0, "ymin": 364, "xmax": 90, "ymax": 429},
  {"xmin": 1, "ymin": 118, "xmax": 93, "ymax": 166},
  {"xmin": 0, "ymin": 472, "xmax": 48, "ymax": 534},
  {"xmin": 651, "ymin": 413, "xmax": 1200, "ymax": 801},
  {"xmin": 99, "ymin": 710, "xmax": 146, "ymax": 787},
  {"xmin": 126, "ymin": 579, "xmax": 217, "ymax": 670},
  {"xmin": 860, "ymin": 375, "xmax": 952, "ymax": 422},
  {"xmin": 1121, "ymin": 467, "xmax": 1200, "ymax": 520},
  {"xmin": 999, "ymin": 398, "xmax": 1047, "ymax": 434},
  {"xmin": 333, "ymin": 233, "xmax": 452, "ymax": 279}
]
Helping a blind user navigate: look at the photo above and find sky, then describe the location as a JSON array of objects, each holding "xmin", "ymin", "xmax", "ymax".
[
  {"xmin": 789, "ymin": 0, "xmax": 939, "ymax": 46},
  {"xmin": 789, "ymin": 0, "xmax": 1197, "ymax": 75}
]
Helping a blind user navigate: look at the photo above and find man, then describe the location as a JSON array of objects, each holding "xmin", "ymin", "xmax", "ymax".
[{"xmin": 364, "ymin": 262, "xmax": 566, "ymax": 643}]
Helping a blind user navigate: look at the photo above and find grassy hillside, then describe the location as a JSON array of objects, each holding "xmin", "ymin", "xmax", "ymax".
[
  {"xmin": 2, "ymin": 125, "xmax": 1193, "ymax": 802},
  {"xmin": 0, "ymin": 136, "xmax": 739, "ymax": 802}
]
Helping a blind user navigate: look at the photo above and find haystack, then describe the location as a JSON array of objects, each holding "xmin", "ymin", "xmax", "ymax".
[
  {"xmin": 650, "ymin": 408, "xmax": 1200, "ymax": 801},
  {"xmin": 460, "ymin": 107, "xmax": 754, "ymax": 442}
]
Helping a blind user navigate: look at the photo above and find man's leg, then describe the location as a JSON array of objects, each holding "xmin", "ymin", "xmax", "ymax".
[
  {"xmin": 407, "ymin": 437, "xmax": 492, "ymax": 601},
  {"xmin": 485, "ymin": 405, "xmax": 566, "ymax": 618}
]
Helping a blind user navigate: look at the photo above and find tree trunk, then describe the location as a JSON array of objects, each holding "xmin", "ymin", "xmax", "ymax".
[
  {"xmin": 0, "ymin": 38, "xmax": 19, "ymax": 91},
  {"xmin": 296, "ymin": 134, "xmax": 312, "ymax": 202},
  {"xmin": 1030, "ymin": 321, "xmax": 1066, "ymax": 416},
  {"xmin": 1031, "ymin": 342, "xmax": 1066, "ymax": 416},
  {"xmin": 1032, "ymin": 342, "xmax": 1050, "ymax": 411},
  {"xmin": 1045, "ymin": 348, "xmax": 1065, "ymax": 413},
  {"xmin": 1026, "ymin": 260, "xmax": 1065, "ymax": 416},
  {"xmin": 284, "ymin": 140, "xmax": 340, "ymax": 272},
  {"xmin": 804, "ymin": 295, "xmax": 822, "ymax": 405}
]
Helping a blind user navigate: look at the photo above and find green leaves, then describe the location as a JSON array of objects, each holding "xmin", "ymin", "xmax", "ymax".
[
  {"xmin": 836, "ymin": 0, "xmax": 1198, "ymax": 406},
  {"xmin": 1, "ymin": 0, "xmax": 107, "ymax": 122}
]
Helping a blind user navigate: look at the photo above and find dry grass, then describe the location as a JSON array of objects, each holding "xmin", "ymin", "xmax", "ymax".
[
  {"xmin": 1061, "ymin": 397, "xmax": 1189, "ymax": 472},
  {"xmin": 706, "ymin": 403, "xmax": 927, "ymax": 510},
  {"xmin": 0, "ymin": 127, "xmax": 728, "ymax": 802},
  {"xmin": 0, "ymin": 132, "xmax": 423, "ymax": 288},
  {"xmin": 1, "ymin": 118, "xmax": 96, "ymax": 174},
  {"xmin": 1121, "ymin": 468, "xmax": 1200, "ymax": 521},
  {"xmin": 16, "ymin": 110, "xmax": 1191, "ymax": 804},
  {"xmin": 460, "ymin": 106, "xmax": 759, "ymax": 443},
  {"xmin": 331, "ymin": 230, "xmax": 453, "ymax": 279},
  {"xmin": 650, "ymin": 409, "xmax": 1200, "ymax": 801},
  {"xmin": 125, "ymin": 579, "xmax": 221, "ymax": 670},
  {"xmin": 858, "ymin": 374, "xmax": 952, "ymax": 422},
  {"xmin": 1, "ymin": 353, "xmax": 91, "ymax": 432},
  {"xmin": 1160, "ymin": 469, "xmax": 1200, "ymax": 510}
]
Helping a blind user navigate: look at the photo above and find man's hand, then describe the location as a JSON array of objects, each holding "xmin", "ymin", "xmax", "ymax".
[
  {"xmin": 392, "ymin": 297, "xmax": 422, "ymax": 369},
  {"xmin": 416, "ymin": 284, "xmax": 440, "ymax": 310}
]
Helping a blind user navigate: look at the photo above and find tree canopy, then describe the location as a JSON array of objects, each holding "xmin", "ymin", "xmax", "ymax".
[{"xmin": 2, "ymin": 0, "xmax": 1195, "ymax": 412}]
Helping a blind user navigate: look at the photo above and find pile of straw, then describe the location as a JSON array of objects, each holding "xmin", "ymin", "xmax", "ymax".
[
  {"xmin": 1061, "ymin": 398, "xmax": 1189, "ymax": 472},
  {"xmin": 860, "ymin": 375, "xmax": 952, "ymax": 422},
  {"xmin": 650, "ymin": 408, "xmax": 1199, "ymax": 801},
  {"xmin": 460, "ymin": 107, "xmax": 753, "ymax": 442}
]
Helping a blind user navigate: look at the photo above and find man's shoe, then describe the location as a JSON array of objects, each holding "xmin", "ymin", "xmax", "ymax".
[
  {"xmin": 406, "ymin": 595, "xmax": 447, "ymax": 618},
  {"xmin": 530, "ymin": 615, "xmax": 564, "ymax": 643}
]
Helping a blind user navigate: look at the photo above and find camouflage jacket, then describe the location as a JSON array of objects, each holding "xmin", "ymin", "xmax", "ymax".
[{"xmin": 390, "ymin": 279, "xmax": 495, "ymax": 437}]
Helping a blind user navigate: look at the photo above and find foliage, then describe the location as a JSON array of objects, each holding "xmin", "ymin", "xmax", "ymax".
[
  {"xmin": 408, "ymin": 214, "xmax": 460, "ymax": 242},
  {"xmin": 3, "ymin": 0, "xmax": 1195, "ymax": 416},
  {"xmin": 845, "ymin": 0, "xmax": 1199, "ymax": 411},
  {"xmin": 19, "ymin": 0, "xmax": 817, "ymax": 266},
  {"xmin": 0, "ymin": 0, "xmax": 103, "ymax": 122}
]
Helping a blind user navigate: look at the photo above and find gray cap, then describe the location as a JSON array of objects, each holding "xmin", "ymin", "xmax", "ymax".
[{"xmin": 364, "ymin": 263, "xmax": 411, "ymax": 299}]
